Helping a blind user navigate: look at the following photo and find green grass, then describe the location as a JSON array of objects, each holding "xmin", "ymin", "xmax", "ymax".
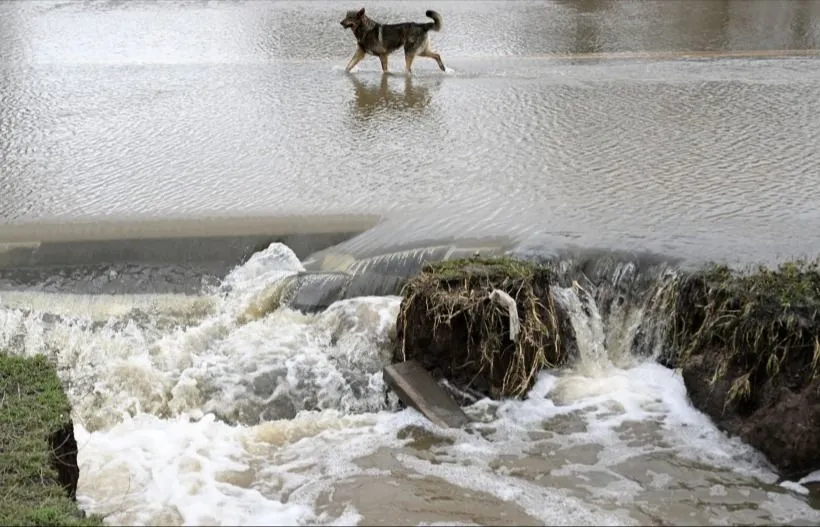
[
  {"xmin": 668, "ymin": 259, "xmax": 820, "ymax": 406},
  {"xmin": 0, "ymin": 354, "xmax": 104, "ymax": 527}
]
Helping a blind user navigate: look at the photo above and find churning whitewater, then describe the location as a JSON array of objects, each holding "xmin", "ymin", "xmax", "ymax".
[{"xmin": 1, "ymin": 243, "xmax": 819, "ymax": 526}]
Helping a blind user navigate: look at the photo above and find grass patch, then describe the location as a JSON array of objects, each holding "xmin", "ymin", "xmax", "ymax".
[
  {"xmin": 0, "ymin": 353, "xmax": 104, "ymax": 527},
  {"xmin": 396, "ymin": 256, "xmax": 571, "ymax": 398},
  {"xmin": 667, "ymin": 259, "xmax": 820, "ymax": 408}
]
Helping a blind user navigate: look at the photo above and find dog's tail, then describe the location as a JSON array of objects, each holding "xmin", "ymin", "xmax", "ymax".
[{"xmin": 425, "ymin": 10, "xmax": 442, "ymax": 32}]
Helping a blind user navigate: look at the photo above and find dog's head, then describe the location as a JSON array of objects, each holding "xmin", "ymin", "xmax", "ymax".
[{"xmin": 340, "ymin": 8, "xmax": 366, "ymax": 29}]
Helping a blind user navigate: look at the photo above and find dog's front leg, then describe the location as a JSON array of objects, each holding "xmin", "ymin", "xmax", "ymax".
[
  {"xmin": 345, "ymin": 47, "xmax": 366, "ymax": 72},
  {"xmin": 404, "ymin": 52, "xmax": 416, "ymax": 76},
  {"xmin": 378, "ymin": 53, "xmax": 388, "ymax": 73}
]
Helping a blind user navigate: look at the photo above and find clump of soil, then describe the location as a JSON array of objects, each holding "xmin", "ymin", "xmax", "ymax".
[
  {"xmin": 666, "ymin": 260, "xmax": 820, "ymax": 479},
  {"xmin": 393, "ymin": 257, "xmax": 576, "ymax": 399}
]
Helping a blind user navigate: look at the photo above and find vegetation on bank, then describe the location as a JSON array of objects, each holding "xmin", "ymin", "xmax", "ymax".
[
  {"xmin": 666, "ymin": 259, "xmax": 820, "ymax": 408},
  {"xmin": 395, "ymin": 257, "xmax": 573, "ymax": 398},
  {"xmin": 0, "ymin": 353, "xmax": 103, "ymax": 527}
]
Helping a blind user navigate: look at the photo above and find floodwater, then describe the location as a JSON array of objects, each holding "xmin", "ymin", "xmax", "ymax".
[
  {"xmin": 2, "ymin": 1, "xmax": 820, "ymax": 526},
  {"xmin": 2, "ymin": 0, "xmax": 820, "ymax": 262}
]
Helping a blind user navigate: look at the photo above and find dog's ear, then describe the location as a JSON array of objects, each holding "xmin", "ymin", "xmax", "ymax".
[{"xmin": 356, "ymin": 8, "xmax": 365, "ymax": 17}]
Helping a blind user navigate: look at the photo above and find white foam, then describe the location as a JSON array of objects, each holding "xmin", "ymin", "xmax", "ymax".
[
  {"xmin": 192, "ymin": 296, "xmax": 401, "ymax": 424},
  {"xmin": 418, "ymin": 523, "xmax": 480, "ymax": 527},
  {"xmin": 0, "ymin": 291, "xmax": 215, "ymax": 322},
  {"xmin": 528, "ymin": 362, "xmax": 772, "ymax": 477},
  {"xmin": 798, "ymin": 469, "xmax": 820, "ymax": 485},
  {"xmin": 759, "ymin": 491, "xmax": 820, "ymax": 524},
  {"xmin": 779, "ymin": 468, "xmax": 820, "ymax": 497},
  {"xmin": 0, "ymin": 243, "xmax": 398, "ymax": 430},
  {"xmin": 250, "ymin": 410, "xmax": 403, "ymax": 511},
  {"xmin": 76, "ymin": 413, "xmax": 314, "ymax": 526},
  {"xmin": 779, "ymin": 480, "xmax": 810, "ymax": 496},
  {"xmin": 217, "ymin": 243, "xmax": 304, "ymax": 317}
]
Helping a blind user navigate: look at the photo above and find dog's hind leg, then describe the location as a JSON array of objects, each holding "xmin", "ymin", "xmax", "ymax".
[
  {"xmin": 419, "ymin": 49, "xmax": 446, "ymax": 71},
  {"xmin": 378, "ymin": 53, "xmax": 389, "ymax": 73},
  {"xmin": 420, "ymin": 41, "xmax": 446, "ymax": 71},
  {"xmin": 345, "ymin": 47, "xmax": 366, "ymax": 73}
]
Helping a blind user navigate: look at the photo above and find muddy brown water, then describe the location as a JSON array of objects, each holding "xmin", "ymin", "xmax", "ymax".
[
  {"xmin": 1, "ymin": 0, "xmax": 820, "ymax": 264},
  {"xmin": 2, "ymin": 1, "xmax": 820, "ymax": 525}
]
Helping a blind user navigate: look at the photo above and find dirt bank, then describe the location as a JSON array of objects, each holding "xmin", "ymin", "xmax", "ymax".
[
  {"xmin": 667, "ymin": 261, "xmax": 820, "ymax": 480},
  {"xmin": 393, "ymin": 257, "xmax": 577, "ymax": 401}
]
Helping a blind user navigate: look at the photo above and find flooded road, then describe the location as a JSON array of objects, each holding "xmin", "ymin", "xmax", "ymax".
[{"xmin": 2, "ymin": 0, "xmax": 820, "ymax": 263}]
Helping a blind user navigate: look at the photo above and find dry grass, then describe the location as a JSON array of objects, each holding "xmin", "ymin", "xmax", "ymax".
[
  {"xmin": 397, "ymin": 257, "xmax": 567, "ymax": 398},
  {"xmin": 665, "ymin": 259, "xmax": 820, "ymax": 407}
]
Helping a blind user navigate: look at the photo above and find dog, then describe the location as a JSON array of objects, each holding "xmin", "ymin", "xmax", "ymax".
[{"xmin": 340, "ymin": 7, "xmax": 446, "ymax": 74}]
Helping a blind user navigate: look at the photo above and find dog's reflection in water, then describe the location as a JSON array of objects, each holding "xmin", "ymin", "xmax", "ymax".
[{"xmin": 347, "ymin": 73, "xmax": 441, "ymax": 119}]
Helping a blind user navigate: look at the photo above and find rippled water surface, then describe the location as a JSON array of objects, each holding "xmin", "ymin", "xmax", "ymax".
[{"xmin": 2, "ymin": 0, "xmax": 820, "ymax": 262}]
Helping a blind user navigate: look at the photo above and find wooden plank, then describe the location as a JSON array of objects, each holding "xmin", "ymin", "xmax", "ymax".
[{"xmin": 383, "ymin": 360, "xmax": 472, "ymax": 429}]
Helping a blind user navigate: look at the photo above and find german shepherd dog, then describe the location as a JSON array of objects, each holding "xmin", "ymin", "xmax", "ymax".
[{"xmin": 340, "ymin": 8, "xmax": 446, "ymax": 74}]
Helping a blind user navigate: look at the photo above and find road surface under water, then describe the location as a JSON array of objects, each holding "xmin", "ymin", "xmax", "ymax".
[
  {"xmin": 1, "ymin": 0, "xmax": 820, "ymax": 263},
  {"xmin": 2, "ymin": 1, "xmax": 820, "ymax": 525}
]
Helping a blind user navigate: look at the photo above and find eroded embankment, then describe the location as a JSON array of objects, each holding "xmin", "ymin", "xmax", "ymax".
[
  {"xmin": 665, "ymin": 261, "xmax": 820, "ymax": 480},
  {"xmin": 0, "ymin": 354, "xmax": 102, "ymax": 526},
  {"xmin": 389, "ymin": 255, "xmax": 820, "ymax": 480},
  {"xmin": 394, "ymin": 257, "xmax": 576, "ymax": 400}
]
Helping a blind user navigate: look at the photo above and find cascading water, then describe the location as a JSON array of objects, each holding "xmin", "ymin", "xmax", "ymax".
[
  {"xmin": 0, "ymin": 244, "xmax": 400, "ymax": 431},
  {"xmin": 551, "ymin": 284, "xmax": 608, "ymax": 365},
  {"xmin": 1, "ymin": 242, "xmax": 818, "ymax": 526}
]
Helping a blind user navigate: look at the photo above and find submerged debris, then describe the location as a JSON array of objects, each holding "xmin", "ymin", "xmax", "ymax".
[{"xmin": 393, "ymin": 257, "xmax": 576, "ymax": 399}]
